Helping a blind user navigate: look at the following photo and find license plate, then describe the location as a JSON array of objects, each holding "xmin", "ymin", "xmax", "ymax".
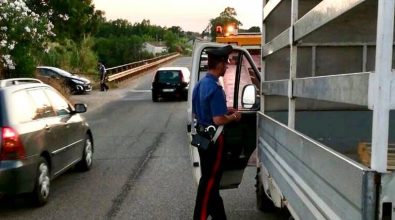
[{"xmin": 163, "ymin": 89, "xmax": 175, "ymax": 92}]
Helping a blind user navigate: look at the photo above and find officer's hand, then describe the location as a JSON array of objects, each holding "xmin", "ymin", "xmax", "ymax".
[
  {"xmin": 232, "ymin": 112, "xmax": 241, "ymax": 122},
  {"xmin": 227, "ymin": 107, "xmax": 236, "ymax": 114}
]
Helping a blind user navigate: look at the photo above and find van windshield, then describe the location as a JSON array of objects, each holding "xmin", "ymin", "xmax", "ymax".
[{"xmin": 157, "ymin": 70, "xmax": 181, "ymax": 83}]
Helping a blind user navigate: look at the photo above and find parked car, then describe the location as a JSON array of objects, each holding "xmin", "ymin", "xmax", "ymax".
[
  {"xmin": 36, "ymin": 66, "xmax": 92, "ymax": 94},
  {"xmin": 0, "ymin": 78, "xmax": 94, "ymax": 206},
  {"xmin": 151, "ymin": 67, "xmax": 190, "ymax": 102}
]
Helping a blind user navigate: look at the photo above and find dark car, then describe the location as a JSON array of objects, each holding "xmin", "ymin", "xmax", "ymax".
[
  {"xmin": 36, "ymin": 66, "xmax": 92, "ymax": 94},
  {"xmin": 151, "ymin": 67, "xmax": 190, "ymax": 102},
  {"xmin": 0, "ymin": 78, "xmax": 93, "ymax": 206}
]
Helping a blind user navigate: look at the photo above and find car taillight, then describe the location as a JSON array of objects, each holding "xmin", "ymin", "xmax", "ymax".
[
  {"xmin": 179, "ymin": 72, "xmax": 184, "ymax": 83},
  {"xmin": 0, "ymin": 127, "xmax": 25, "ymax": 160}
]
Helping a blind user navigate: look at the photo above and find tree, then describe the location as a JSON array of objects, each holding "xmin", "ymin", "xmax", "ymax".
[
  {"xmin": 247, "ymin": 26, "xmax": 261, "ymax": 32},
  {"xmin": 239, "ymin": 26, "xmax": 261, "ymax": 33},
  {"xmin": 27, "ymin": 0, "xmax": 103, "ymax": 42},
  {"xmin": 209, "ymin": 7, "xmax": 242, "ymax": 41},
  {"xmin": 164, "ymin": 31, "xmax": 178, "ymax": 52},
  {"xmin": 0, "ymin": 0, "xmax": 55, "ymax": 78}
]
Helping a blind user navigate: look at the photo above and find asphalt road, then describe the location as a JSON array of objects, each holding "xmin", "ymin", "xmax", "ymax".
[{"xmin": 0, "ymin": 57, "xmax": 289, "ymax": 220}]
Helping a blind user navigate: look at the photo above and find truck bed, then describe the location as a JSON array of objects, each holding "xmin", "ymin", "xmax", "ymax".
[{"xmin": 266, "ymin": 110, "xmax": 395, "ymax": 171}]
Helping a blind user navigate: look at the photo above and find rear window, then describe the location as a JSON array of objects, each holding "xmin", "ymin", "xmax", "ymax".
[
  {"xmin": 28, "ymin": 89, "xmax": 56, "ymax": 119},
  {"xmin": 10, "ymin": 90, "xmax": 37, "ymax": 123},
  {"xmin": 156, "ymin": 70, "xmax": 181, "ymax": 83}
]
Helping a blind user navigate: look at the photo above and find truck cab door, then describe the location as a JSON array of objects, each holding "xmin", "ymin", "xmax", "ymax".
[{"xmin": 187, "ymin": 43, "xmax": 261, "ymax": 189}]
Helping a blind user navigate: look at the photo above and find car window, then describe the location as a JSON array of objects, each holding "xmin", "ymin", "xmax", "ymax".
[
  {"xmin": 237, "ymin": 53, "xmax": 260, "ymax": 109},
  {"xmin": 54, "ymin": 68, "xmax": 72, "ymax": 77},
  {"xmin": 45, "ymin": 88, "xmax": 71, "ymax": 116},
  {"xmin": 156, "ymin": 70, "xmax": 181, "ymax": 83},
  {"xmin": 39, "ymin": 69, "xmax": 56, "ymax": 78},
  {"xmin": 28, "ymin": 89, "xmax": 56, "ymax": 119},
  {"xmin": 11, "ymin": 90, "xmax": 37, "ymax": 123},
  {"xmin": 220, "ymin": 51, "xmax": 240, "ymax": 108}
]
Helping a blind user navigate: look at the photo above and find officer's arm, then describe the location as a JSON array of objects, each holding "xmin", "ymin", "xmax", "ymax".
[{"xmin": 213, "ymin": 113, "xmax": 240, "ymax": 125}]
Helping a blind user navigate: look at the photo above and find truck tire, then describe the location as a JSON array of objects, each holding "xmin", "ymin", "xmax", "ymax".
[{"xmin": 256, "ymin": 171, "xmax": 276, "ymax": 212}]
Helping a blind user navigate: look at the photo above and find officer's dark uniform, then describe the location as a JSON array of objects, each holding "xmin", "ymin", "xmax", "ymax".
[
  {"xmin": 192, "ymin": 45, "xmax": 232, "ymax": 220},
  {"xmin": 98, "ymin": 62, "xmax": 109, "ymax": 91}
]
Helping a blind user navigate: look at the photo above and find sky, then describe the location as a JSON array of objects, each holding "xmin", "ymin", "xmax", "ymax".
[{"xmin": 92, "ymin": 0, "xmax": 262, "ymax": 33}]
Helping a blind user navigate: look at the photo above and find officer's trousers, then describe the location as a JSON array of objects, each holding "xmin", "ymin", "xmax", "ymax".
[
  {"xmin": 193, "ymin": 135, "xmax": 227, "ymax": 220},
  {"xmin": 100, "ymin": 82, "xmax": 109, "ymax": 91}
]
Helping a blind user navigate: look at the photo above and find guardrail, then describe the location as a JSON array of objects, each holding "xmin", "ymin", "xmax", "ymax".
[{"xmin": 107, "ymin": 53, "xmax": 180, "ymax": 82}]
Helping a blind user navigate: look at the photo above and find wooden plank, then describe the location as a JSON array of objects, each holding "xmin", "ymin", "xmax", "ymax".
[{"xmin": 357, "ymin": 142, "xmax": 395, "ymax": 171}]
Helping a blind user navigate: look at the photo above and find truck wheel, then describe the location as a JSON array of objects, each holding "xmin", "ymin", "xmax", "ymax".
[
  {"xmin": 31, "ymin": 158, "xmax": 50, "ymax": 206},
  {"xmin": 256, "ymin": 172, "xmax": 276, "ymax": 212}
]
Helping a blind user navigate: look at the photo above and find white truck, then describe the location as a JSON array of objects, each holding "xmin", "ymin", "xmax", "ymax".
[{"xmin": 188, "ymin": 0, "xmax": 395, "ymax": 219}]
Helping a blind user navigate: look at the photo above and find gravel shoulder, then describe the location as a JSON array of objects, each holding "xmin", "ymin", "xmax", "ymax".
[{"xmin": 70, "ymin": 69, "xmax": 153, "ymax": 112}]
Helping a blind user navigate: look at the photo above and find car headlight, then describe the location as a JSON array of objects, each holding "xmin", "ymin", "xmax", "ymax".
[{"xmin": 71, "ymin": 79, "xmax": 85, "ymax": 84}]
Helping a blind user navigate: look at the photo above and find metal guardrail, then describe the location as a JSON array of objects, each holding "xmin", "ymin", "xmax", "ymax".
[{"xmin": 106, "ymin": 53, "xmax": 180, "ymax": 82}]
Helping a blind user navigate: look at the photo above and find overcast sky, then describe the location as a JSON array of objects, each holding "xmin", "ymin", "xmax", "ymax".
[{"xmin": 92, "ymin": 0, "xmax": 262, "ymax": 33}]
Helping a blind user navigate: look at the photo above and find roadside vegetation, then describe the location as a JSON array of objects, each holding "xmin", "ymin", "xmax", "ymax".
[
  {"xmin": 0, "ymin": 0, "xmax": 198, "ymax": 81},
  {"xmin": 205, "ymin": 7, "xmax": 261, "ymax": 41},
  {"xmin": 0, "ymin": 1, "xmax": 258, "ymax": 89}
]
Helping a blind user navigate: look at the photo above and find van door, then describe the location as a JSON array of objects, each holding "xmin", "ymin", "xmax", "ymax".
[{"xmin": 187, "ymin": 43, "xmax": 261, "ymax": 189}]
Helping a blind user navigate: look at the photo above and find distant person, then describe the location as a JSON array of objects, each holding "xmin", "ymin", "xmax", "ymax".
[{"xmin": 98, "ymin": 61, "xmax": 109, "ymax": 91}]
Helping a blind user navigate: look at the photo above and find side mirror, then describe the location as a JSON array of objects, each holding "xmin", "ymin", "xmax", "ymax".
[
  {"xmin": 241, "ymin": 84, "xmax": 257, "ymax": 109},
  {"xmin": 74, "ymin": 103, "xmax": 87, "ymax": 113}
]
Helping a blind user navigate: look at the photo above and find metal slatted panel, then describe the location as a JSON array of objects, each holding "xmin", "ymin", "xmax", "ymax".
[
  {"xmin": 294, "ymin": 0, "xmax": 366, "ymax": 41},
  {"xmin": 262, "ymin": 79, "xmax": 288, "ymax": 96},
  {"xmin": 293, "ymin": 72, "xmax": 370, "ymax": 106},
  {"xmin": 262, "ymin": 28, "xmax": 290, "ymax": 57},
  {"xmin": 258, "ymin": 113, "xmax": 375, "ymax": 219},
  {"xmin": 263, "ymin": 0, "xmax": 282, "ymax": 21}
]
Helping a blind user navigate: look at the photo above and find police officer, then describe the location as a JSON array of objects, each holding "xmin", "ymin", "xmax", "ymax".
[{"xmin": 192, "ymin": 45, "xmax": 241, "ymax": 220}]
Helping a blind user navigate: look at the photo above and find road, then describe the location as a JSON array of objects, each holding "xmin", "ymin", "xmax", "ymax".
[{"xmin": 0, "ymin": 57, "xmax": 289, "ymax": 219}]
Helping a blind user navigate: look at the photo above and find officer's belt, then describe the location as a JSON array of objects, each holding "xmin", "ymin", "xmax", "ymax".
[
  {"xmin": 196, "ymin": 124, "xmax": 217, "ymax": 134},
  {"xmin": 195, "ymin": 124, "xmax": 224, "ymax": 143}
]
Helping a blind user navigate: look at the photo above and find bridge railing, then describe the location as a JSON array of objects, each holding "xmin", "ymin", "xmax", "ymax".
[{"xmin": 106, "ymin": 52, "xmax": 180, "ymax": 82}]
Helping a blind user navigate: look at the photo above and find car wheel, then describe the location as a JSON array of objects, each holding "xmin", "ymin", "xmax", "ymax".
[
  {"xmin": 32, "ymin": 158, "xmax": 50, "ymax": 206},
  {"xmin": 182, "ymin": 92, "xmax": 188, "ymax": 101},
  {"xmin": 76, "ymin": 135, "xmax": 93, "ymax": 171},
  {"xmin": 152, "ymin": 92, "xmax": 159, "ymax": 102},
  {"xmin": 256, "ymin": 171, "xmax": 276, "ymax": 212}
]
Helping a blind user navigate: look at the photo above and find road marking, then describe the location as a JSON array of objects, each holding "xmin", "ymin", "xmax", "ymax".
[
  {"xmin": 105, "ymin": 132, "xmax": 164, "ymax": 219},
  {"xmin": 128, "ymin": 89, "xmax": 151, "ymax": 93}
]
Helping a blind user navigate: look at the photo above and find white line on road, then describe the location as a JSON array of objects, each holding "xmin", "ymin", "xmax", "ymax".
[{"xmin": 128, "ymin": 89, "xmax": 151, "ymax": 93}]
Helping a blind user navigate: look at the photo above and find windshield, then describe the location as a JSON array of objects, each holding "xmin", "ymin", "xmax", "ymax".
[
  {"xmin": 54, "ymin": 68, "xmax": 72, "ymax": 77},
  {"xmin": 156, "ymin": 70, "xmax": 181, "ymax": 83}
]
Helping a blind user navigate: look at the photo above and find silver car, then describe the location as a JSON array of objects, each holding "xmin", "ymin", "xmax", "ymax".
[{"xmin": 0, "ymin": 78, "xmax": 94, "ymax": 206}]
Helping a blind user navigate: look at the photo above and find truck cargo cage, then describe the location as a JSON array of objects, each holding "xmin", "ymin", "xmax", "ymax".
[{"xmin": 258, "ymin": 0, "xmax": 395, "ymax": 219}]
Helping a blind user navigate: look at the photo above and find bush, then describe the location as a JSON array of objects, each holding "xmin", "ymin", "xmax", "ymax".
[{"xmin": 38, "ymin": 37, "xmax": 98, "ymax": 76}]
